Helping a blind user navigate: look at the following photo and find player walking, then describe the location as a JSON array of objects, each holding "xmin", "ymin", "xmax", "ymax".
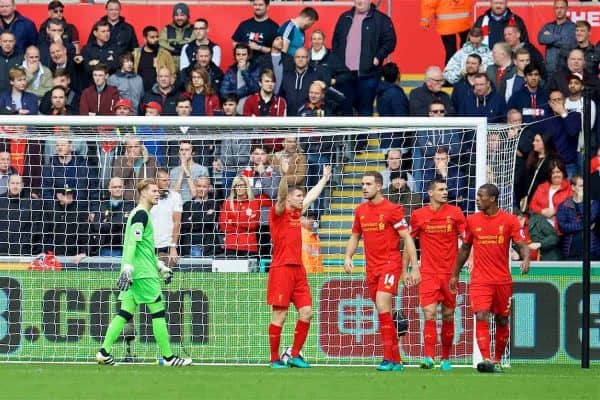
[
  {"xmin": 267, "ymin": 160, "xmax": 331, "ymax": 368},
  {"xmin": 450, "ymin": 184, "xmax": 529, "ymax": 373},
  {"xmin": 410, "ymin": 179, "xmax": 466, "ymax": 371},
  {"xmin": 96, "ymin": 179, "xmax": 192, "ymax": 367},
  {"xmin": 344, "ymin": 171, "xmax": 419, "ymax": 371}
]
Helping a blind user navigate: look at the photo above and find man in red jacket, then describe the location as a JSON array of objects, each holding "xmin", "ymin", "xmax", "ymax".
[{"xmin": 79, "ymin": 63, "xmax": 119, "ymax": 115}]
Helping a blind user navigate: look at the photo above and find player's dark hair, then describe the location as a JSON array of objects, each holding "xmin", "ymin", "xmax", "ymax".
[
  {"xmin": 427, "ymin": 178, "xmax": 447, "ymax": 192},
  {"xmin": 479, "ymin": 183, "xmax": 500, "ymax": 202},
  {"xmin": 363, "ymin": 171, "xmax": 383, "ymax": 186}
]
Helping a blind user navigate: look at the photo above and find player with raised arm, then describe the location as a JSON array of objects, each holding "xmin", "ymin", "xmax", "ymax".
[
  {"xmin": 411, "ymin": 179, "xmax": 466, "ymax": 371},
  {"xmin": 267, "ymin": 159, "xmax": 332, "ymax": 368},
  {"xmin": 450, "ymin": 184, "xmax": 529, "ymax": 373},
  {"xmin": 96, "ymin": 179, "xmax": 192, "ymax": 367},
  {"xmin": 344, "ymin": 171, "xmax": 419, "ymax": 371}
]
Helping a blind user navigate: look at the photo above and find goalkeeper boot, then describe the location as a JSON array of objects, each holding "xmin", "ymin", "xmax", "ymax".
[
  {"xmin": 476, "ymin": 359, "xmax": 495, "ymax": 373},
  {"xmin": 376, "ymin": 360, "xmax": 395, "ymax": 371},
  {"xmin": 420, "ymin": 357, "xmax": 435, "ymax": 369},
  {"xmin": 288, "ymin": 355, "xmax": 311, "ymax": 368},
  {"xmin": 270, "ymin": 360, "xmax": 289, "ymax": 369},
  {"xmin": 96, "ymin": 349, "xmax": 115, "ymax": 366},
  {"xmin": 392, "ymin": 362, "xmax": 405, "ymax": 372},
  {"xmin": 439, "ymin": 359, "xmax": 453, "ymax": 372},
  {"xmin": 159, "ymin": 355, "xmax": 192, "ymax": 367}
]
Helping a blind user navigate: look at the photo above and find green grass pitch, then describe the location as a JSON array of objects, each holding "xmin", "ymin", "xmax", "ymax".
[{"xmin": 2, "ymin": 364, "xmax": 598, "ymax": 400}]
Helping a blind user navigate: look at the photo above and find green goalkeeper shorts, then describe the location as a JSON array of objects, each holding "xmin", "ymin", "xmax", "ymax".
[{"xmin": 118, "ymin": 278, "xmax": 162, "ymax": 305}]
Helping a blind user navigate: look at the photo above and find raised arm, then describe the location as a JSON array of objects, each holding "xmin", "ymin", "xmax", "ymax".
[
  {"xmin": 303, "ymin": 165, "xmax": 332, "ymax": 212},
  {"xmin": 275, "ymin": 158, "xmax": 289, "ymax": 216}
]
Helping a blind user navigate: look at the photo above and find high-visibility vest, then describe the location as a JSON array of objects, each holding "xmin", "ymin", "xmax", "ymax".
[{"xmin": 421, "ymin": 0, "xmax": 473, "ymax": 35}]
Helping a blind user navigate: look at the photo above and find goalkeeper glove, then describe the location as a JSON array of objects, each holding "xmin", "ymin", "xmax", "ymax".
[
  {"xmin": 157, "ymin": 260, "xmax": 173, "ymax": 285},
  {"xmin": 117, "ymin": 264, "xmax": 133, "ymax": 291}
]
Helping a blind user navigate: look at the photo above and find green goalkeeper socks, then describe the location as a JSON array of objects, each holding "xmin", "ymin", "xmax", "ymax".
[
  {"xmin": 153, "ymin": 317, "xmax": 173, "ymax": 359},
  {"xmin": 101, "ymin": 315, "xmax": 127, "ymax": 354}
]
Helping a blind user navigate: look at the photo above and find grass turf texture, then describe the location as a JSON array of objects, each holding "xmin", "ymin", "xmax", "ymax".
[{"xmin": 2, "ymin": 364, "xmax": 598, "ymax": 400}]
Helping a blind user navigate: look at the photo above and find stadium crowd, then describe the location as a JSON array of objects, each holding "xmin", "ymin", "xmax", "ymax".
[{"xmin": 0, "ymin": 0, "xmax": 600, "ymax": 264}]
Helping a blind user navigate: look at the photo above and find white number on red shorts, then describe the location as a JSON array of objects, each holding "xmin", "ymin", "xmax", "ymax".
[{"xmin": 384, "ymin": 273, "xmax": 395, "ymax": 286}]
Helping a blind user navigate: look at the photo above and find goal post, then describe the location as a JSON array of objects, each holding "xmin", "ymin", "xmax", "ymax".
[{"xmin": 0, "ymin": 114, "xmax": 527, "ymax": 366}]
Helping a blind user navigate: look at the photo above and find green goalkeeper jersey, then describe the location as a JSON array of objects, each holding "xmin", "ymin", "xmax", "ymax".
[{"xmin": 121, "ymin": 206, "xmax": 159, "ymax": 280}]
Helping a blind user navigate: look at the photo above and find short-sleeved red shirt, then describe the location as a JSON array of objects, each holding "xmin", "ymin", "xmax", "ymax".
[
  {"xmin": 410, "ymin": 203, "xmax": 466, "ymax": 276},
  {"xmin": 352, "ymin": 198, "xmax": 407, "ymax": 272},
  {"xmin": 269, "ymin": 206, "xmax": 303, "ymax": 268},
  {"xmin": 463, "ymin": 210, "xmax": 525, "ymax": 285}
]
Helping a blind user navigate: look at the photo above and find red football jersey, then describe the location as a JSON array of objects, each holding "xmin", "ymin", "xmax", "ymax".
[
  {"xmin": 269, "ymin": 206, "xmax": 303, "ymax": 268},
  {"xmin": 410, "ymin": 203, "xmax": 466, "ymax": 275},
  {"xmin": 464, "ymin": 210, "xmax": 526, "ymax": 285},
  {"xmin": 352, "ymin": 198, "xmax": 407, "ymax": 272}
]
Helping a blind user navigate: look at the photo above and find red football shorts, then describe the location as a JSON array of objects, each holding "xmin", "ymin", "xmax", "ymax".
[
  {"xmin": 470, "ymin": 283, "xmax": 512, "ymax": 317},
  {"xmin": 366, "ymin": 268, "xmax": 402, "ymax": 302},
  {"xmin": 419, "ymin": 273, "xmax": 456, "ymax": 309},
  {"xmin": 267, "ymin": 265, "xmax": 312, "ymax": 309}
]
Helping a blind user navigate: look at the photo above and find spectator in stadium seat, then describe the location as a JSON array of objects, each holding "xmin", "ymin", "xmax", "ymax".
[
  {"xmin": 0, "ymin": 31, "xmax": 22, "ymax": 93},
  {"xmin": 278, "ymin": 7, "xmax": 319, "ymax": 57},
  {"xmin": 186, "ymin": 66, "xmax": 220, "ymax": 116},
  {"xmin": 257, "ymin": 34, "xmax": 294, "ymax": 95},
  {"xmin": 41, "ymin": 138, "xmax": 97, "ymax": 209},
  {"xmin": 92, "ymin": 176, "xmax": 134, "ymax": 257},
  {"xmin": 42, "ymin": 184, "xmax": 91, "ymax": 257},
  {"xmin": 219, "ymin": 43, "xmax": 260, "ymax": 111},
  {"xmin": 384, "ymin": 170, "xmax": 423, "ymax": 223},
  {"xmin": 0, "ymin": 125, "xmax": 43, "ymax": 196},
  {"xmin": 108, "ymin": 53, "xmax": 144, "ymax": 113},
  {"xmin": 459, "ymin": 72, "xmax": 506, "ymax": 122},
  {"xmin": 508, "ymin": 109, "xmax": 535, "ymax": 204},
  {"xmin": 43, "ymin": 125, "xmax": 88, "ymax": 165},
  {"xmin": 280, "ymin": 48, "xmax": 323, "ymax": 117},
  {"xmin": 22, "ymin": 46, "xmax": 53, "ymax": 99},
  {"xmin": 133, "ymin": 26, "xmax": 176, "ymax": 93},
  {"xmin": 271, "ymin": 136, "xmax": 307, "ymax": 188},
  {"xmin": 159, "ymin": 2, "xmax": 193, "ymax": 68},
  {"xmin": 557, "ymin": 174, "xmax": 600, "ymax": 260},
  {"xmin": 39, "ymin": 1, "xmax": 80, "ymax": 58},
  {"xmin": 214, "ymin": 94, "xmax": 251, "ymax": 199},
  {"xmin": 180, "ymin": 18, "xmax": 221, "ymax": 70},
  {"xmin": 308, "ymin": 30, "xmax": 342, "ymax": 88},
  {"xmin": 141, "ymin": 66, "xmax": 180, "ymax": 116},
  {"xmin": 519, "ymin": 133, "xmax": 560, "ymax": 209},
  {"xmin": 86, "ymin": 0, "xmax": 137, "ymax": 58},
  {"xmin": 444, "ymin": 26, "xmax": 493, "ymax": 85},
  {"xmin": 88, "ymin": 124, "xmax": 122, "ymax": 192},
  {"xmin": 37, "ymin": 17, "xmax": 76, "ymax": 68},
  {"xmin": 409, "ymin": 66, "xmax": 454, "ymax": 116},
  {"xmin": 180, "ymin": 44, "xmax": 224, "ymax": 93},
  {"xmin": 548, "ymin": 48, "xmax": 600, "ymax": 103},
  {"xmin": 79, "ymin": 63, "xmax": 120, "ymax": 116},
  {"xmin": 381, "ymin": 148, "xmax": 416, "ymax": 191},
  {"xmin": 241, "ymin": 144, "xmax": 281, "ymax": 258},
  {"xmin": 565, "ymin": 72, "xmax": 597, "ymax": 173},
  {"xmin": 169, "ymin": 140, "xmax": 210, "ymax": 203},
  {"xmin": 557, "ymin": 21, "xmax": 599, "ymax": 76},
  {"xmin": 0, "ymin": 150, "xmax": 16, "ymax": 195},
  {"xmin": 503, "ymin": 48, "xmax": 530, "ymax": 103},
  {"xmin": 181, "ymin": 176, "xmax": 223, "ymax": 257},
  {"xmin": 486, "ymin": 41, "xmax": 515, "ymax": 101},
  {"xmin": 503, "ymin": 25, "xmax": 547, "ymax": 81},
  {"xmin": 48, "ymin": 42, "xmax": 85, "ymax": 93},
  {"xmin": 81, "ymin": 20, "xmax": 119, "ymax": 77},
  {"xmin": 537, "ymin": 0, "xmax": 576, "ymax": 75},
  {"xmin": 151, "ymin": 168, "xmax": 183, "ymax": 268},
  {"xmin": 473, "ymin": 0, "xmax": 529, "ymax": 49},
  {"xmin": 516, "ymin": 208, "xmax": 561, "ymax": 261},
  {"xmin": 507, "ymin": 64, "xmax": 548, "ymax": 124},
  {"xmin": 413, "ymin": 101, "xmax": 461, "ymax": 192},
  {"xmin": 0, "ymin": 174, "xmax": 43, "ymax": 256},
  {"xmin": 218, "ymin": 175, "xmax": 260, "ymax": 259},
  {"xmin": 450, "ymin": 54, "xmax": 481, "ymax": 112},
  {"xmin": 332, "ymin": 0, "xmax": 397, "ymax": 118},
  {"xmin": 0, "ymin": 67, "xmax": 38, "ymax": 115},
  {"xmin": 232, "ymin": 0, "xmax": 280, "ymax": 62},
  {"xmin": 40, "ymin": 70, "xmax": 79, "ymax": 115},
  {"xmin": 528, "ymin": 158, "xmax": 572, "ymax": 234},
  {"xmin": 137, "ymin": 101, "xmax": 167, "ymax": 167},
  {"xmin": 422, "ymin": 146, "xmax": 467, "ymax": 209},
  {"xmin": 112, "ymin": 136, "xmax": 158, "ymax": 201},
  {"xmin": 376, "ymin": 62, "xmax": 409, "ymax": 118},
  {"xmin": 0, "ymin": 0, "xmax": 37, "ymax": 54}
]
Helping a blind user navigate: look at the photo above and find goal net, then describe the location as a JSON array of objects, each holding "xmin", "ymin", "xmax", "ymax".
[{"xmin": 0, "ymin": 115, "xmax": 519, "ymax": 365}]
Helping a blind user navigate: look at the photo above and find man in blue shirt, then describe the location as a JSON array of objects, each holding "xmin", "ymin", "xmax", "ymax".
[{"xmin": 279, "ymin": 7, "xmax": 319, "ymax": 57}]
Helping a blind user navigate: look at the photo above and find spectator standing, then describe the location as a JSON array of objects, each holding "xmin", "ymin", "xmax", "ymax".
[
  {"xmin": 180, "ymin": 18, "xmax": 221, "ymax": 70},
  {"xmin": 279, "ymin": 48, "xmax": 323, "ymax": 117},
  {"xmin": 79, "ymin": 64, "xmax": 120, "ymax": 116},
  {"xmin": 81, "ymin": 20, "xmax": 118, "ymax": 76},
  {"xmin": 232, "ymin": 0, "xmax": 279, "ymax": 62},
  {"xmin": 450, "ymin": 54, "xmax": 482, "ymax": 112},
  {"xmin": 548, "ymin": 48, "xmax": 600, "ymax": 103},
  {"xmin": 486, "ymin": 42, "xmax": 515, "ymax": 101},
  {"xmin": 151, "ymin": 168, "xmax": 182, "ymax": 269},
  {"xmin": 87, "ymin": 0, "xmax": 138, "ymax": 57},
  {"xmin": 537, "ymin": 0, "xmax": 576, "ymax": 75},
  {"xmin": 507, "ymin": 64, "xmax": 548, "ymax": 124},
  {"xmin": 112, "ymin": 137, "xmax": 158, "ymax": 201},
  {"xmin": 503, "ymin": 25, "xmax": 546, "ymax": 81},
  {"xmin": 0, "ymin": 31, "xmax": 22, "ymax": 93},
  {"xmin": 108, "ymin": 53, "xmax": 144, "ymax": 113},
  {"xmin": 0, "ymin": 0, "xmax": 37, "ymax": 54},
  {"xmin": 565, "ymin": 72, "xmax": 597, "ymax": 172},
  {"xmin": 503, "ymin": 48, "xmax": 530, "ymax": 103},
  {"xmin": 474, "ymin": 0, "xmax": 529, "ymax": 48},
  {"xmin": 159, "ymin": 2, "xmax": 193, "ymax": 69},
  {"xmin": 278, "ymin": 7, "xmax": 319, "ymax": 57},
  {"xmin": 133, "ymin": 26, "xmax": 176, "ymax": 93},
  {"xmin": 458, "ymin": 72, "xmax": 506, "ymax": 122},
  {"xmin": 257, "ymin": 34, "xmax": 294, "ymax": 95},
  {"xmin": 444, "ymin": 26, "xmax": 493, "ymax": 85},
  {"xmin": 169, "ymin": 140, "xmax": 209, "ymax": 203},
  {"xmin": 557, "ymin": 21, "xmax": 599, "ymax": 76}
]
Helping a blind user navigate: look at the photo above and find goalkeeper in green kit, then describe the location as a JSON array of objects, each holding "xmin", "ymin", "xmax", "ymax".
[{"xmin": 96, "ymin": 179, "xmax": 192, "ymax": 367}]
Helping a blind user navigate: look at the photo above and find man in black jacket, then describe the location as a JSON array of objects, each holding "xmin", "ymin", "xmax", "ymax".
[{"xmin": 86, "ymin": 0, "xmax": 137, "ymax": 57}]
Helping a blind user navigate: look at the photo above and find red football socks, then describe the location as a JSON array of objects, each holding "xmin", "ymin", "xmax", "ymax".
[
  {"xmin": 379, "ymin": 312, "xmax": 401, "ymax": 363},
  {"xmin": 423, "ymin": 320, "xmax": 437, "ymax": 358},
  {"xmin": 475, "ymin": 319, "xmax": 491, "ymax": 360},
  {"xmin": 291, "ymin": 320, "xmax": 310, "ymax": 357},
  {"xmin": 441, "ymin": 321, "xmax": 454, "ymax": 360},
  {"xmin": 494, "ymin": 324, "xmax": 510, "ymax": 362},
  {"xmin": 268, "ymin": 323, "xmax": 282, "ymax": 362}
]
